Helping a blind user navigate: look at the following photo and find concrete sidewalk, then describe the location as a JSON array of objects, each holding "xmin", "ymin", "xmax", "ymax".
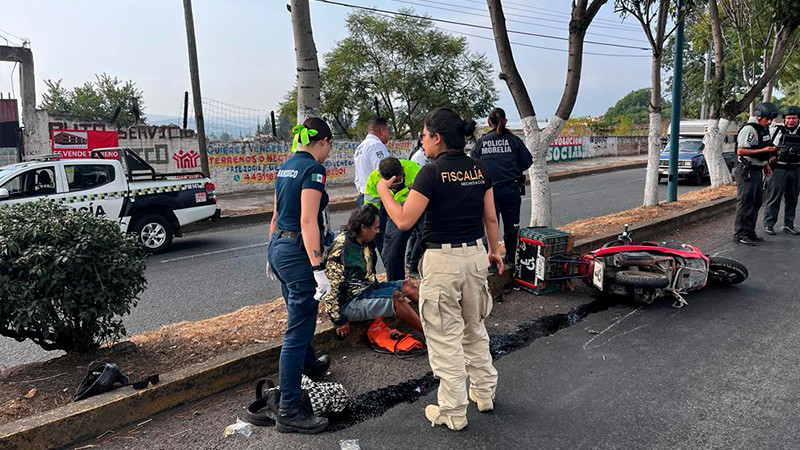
[{"xmin": 216, "ymin": 154, "xmax": 648, "ymax": 220}]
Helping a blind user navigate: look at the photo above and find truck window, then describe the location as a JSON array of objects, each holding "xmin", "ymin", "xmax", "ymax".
[
  {"xmin": 0, "ymin": 167, "xmax": 56, "ymax": 199},
  {"xmin": 65, "ymin": 164, "xmax": 115, "ymax": 191}
]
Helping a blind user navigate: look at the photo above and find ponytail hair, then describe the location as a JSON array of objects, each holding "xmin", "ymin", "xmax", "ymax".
[
  {"xmin": 488, "ymin": 108, "xmax": 508, "ymax": 136},
  {"xmin": 424, "ymin": 107, "xmax": 477, "ymax": 151}
]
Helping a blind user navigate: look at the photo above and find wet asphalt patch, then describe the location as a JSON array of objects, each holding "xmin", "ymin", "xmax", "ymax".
[{"xmin": 325, "ymin": 296, "xmax": 616, "ymax": 432}]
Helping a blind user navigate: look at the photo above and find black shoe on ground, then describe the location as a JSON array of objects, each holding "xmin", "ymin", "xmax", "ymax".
[
  {"xmin": 736, "ymin": 237, "xmax": 757, "ymax": 246},
  {"xmin": 749, "ymin": 235, "xmax": 765, "ymax": 242},
  {"xmin": 783, "ymin": 226, "xmax": 800, "ymax": 235},
  {"xmin": 765, "ymin": 226, "xmax": 776, "ymax": 235},
  {"xmin": 303, "ymin": 355, "xmax": 331, "ymax": 382},
  {"xmin": 277, "ymin": 404, "xmax": 328, "ymax": 434},
  {"xmin": 408, "ymin": 268, "xmax": 421, "ymax": 280}
]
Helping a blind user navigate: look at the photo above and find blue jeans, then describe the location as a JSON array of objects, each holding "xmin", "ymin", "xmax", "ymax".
[
  {"xmin": 267, "ymin": 232, "xmax": 319, "ymax": 409},
  {"xmin": 341, "ymin": 281, "xmax": 403, "ymax": 321}
]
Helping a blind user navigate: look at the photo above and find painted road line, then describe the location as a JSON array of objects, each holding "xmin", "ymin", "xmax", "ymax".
[{"xmin": 159, "ymin": 242, "xmax": 268, "ymax": 263}]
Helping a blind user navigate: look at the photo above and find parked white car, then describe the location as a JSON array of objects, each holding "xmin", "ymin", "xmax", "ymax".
[{"xmin": 0, "ymin": 148, "xmax": 218, "ymax": 253}]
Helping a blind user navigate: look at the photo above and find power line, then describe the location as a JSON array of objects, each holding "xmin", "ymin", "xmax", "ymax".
[
  {"xmin": 382, "ymin": 0, "xmax": 649, "ymax": 43},
  {"xmin": 313, "ymin": 0, "xmax": 650, "ymax": 51},
  {"xmin": 458, "ymin": 0, "xmax": 642, "ymax": 30}
]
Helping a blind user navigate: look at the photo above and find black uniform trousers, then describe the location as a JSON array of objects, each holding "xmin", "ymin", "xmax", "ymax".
[
  {"xmin": 493, "ymin": 182, "xmax": 522, "ymax": 263},
  {"xmin": 733, "ymin": 164, "xmax": 764, "ymax": 240},
  {"xmin": 405, "ymin": 213, "xmax": 425, "ymax": 272},
  {"xmin": 382, "ymin": 216, "xmax": 423, "ymax": 281},
  {"xmin": 763, "ymin": 165, "xmax": 800, "ymax": 229}
]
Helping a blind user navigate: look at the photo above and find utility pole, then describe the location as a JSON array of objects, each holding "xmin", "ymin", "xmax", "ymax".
[
  {"xmin": 270, "ymin": 110, "xmax": 278, "ymax": 138},
  {"xmin": 700, "ymin": 47, "xmax": 711, "ymax": 120},
  {"xmin": 667, "ymin": 0, "xmax": 685, "ymax": 203},
  {"xmin": 182, "ymin": 0, "xmax": 210, "ymax": 176},
  {"xmin": 374, "ymin": 96, "xmax": 380, "ymax": 117}
]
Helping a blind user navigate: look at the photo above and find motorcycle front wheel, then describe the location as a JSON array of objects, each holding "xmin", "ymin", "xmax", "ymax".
[{"xmin": 707, "ymin": 256, "xmax": 748, "ymax": 285}]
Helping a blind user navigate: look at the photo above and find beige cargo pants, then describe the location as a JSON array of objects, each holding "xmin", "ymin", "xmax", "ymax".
[{"xmin": 419, "ymin": 241, "xmax": 498, "ymax": 417}]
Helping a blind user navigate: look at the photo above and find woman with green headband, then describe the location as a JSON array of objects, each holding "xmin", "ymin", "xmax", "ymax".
[{"xmin": 267, "ymin": 116, "xmax": 334, "ymax": 434}]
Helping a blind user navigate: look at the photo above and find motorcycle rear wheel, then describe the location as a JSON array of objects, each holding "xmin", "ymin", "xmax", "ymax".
[
  {"xmin": 614, "ymin": 270, "xmax": 670, "ymax": 288},
  {"xmin": 707, "ymin": 256, "xmax": 748, "ymax": 285}
]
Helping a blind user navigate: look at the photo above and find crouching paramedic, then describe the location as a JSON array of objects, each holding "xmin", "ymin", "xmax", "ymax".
[
  {"xmin": 322, "ymin": 204, "xmax": 423, "ymax": 339},
  {"xmin": 377, "ymin": 107, "xmax": 503, "ymax": 431},
  {"xmin": 364, "ymin": 156, "xmax": 423, "ymax": 281}
]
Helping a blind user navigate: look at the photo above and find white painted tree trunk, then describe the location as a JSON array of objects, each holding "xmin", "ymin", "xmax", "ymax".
[
  {"xmin": 520, "ymin": 115, "xmax": 567, "ymax": 227},
  {"xmin": 290, "ymin": 0, "xmax": 321, "ymax": 124},
  {"xmin": 704, "ymin": 118, "xmax": 734, "ymax": 186},
  {"xmin": 644, "ymin": 112, "xmax": 662, "ymax": 206}
]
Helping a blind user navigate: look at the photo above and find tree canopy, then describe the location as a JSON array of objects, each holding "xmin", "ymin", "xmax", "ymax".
[
  {"xmin": 41, "ymin": 73, "xmax": 146, "ymax": 127},
  {"xmin": 278, "ymin": 9, "xmax": 498, "ymax": 139}
]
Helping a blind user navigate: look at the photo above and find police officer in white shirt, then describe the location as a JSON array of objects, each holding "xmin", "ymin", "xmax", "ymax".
[
  {"xmin": 355, "ymin": 118, "xmax": 391, "ymax": 204},
  {"xmin": 354, "ymin": 117, "xmax": 391, "ymax": 253}
]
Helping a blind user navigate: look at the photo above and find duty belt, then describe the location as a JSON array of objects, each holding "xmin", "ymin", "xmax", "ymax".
[
  {"xmin": 426, "ymin": 240, "xmax": 480, "ymax": 249},
  {"xmin": 276, "ymin": 229, "xmax": 300, "ymax": 240}
]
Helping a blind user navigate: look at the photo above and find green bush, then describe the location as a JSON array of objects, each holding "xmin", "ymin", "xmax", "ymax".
[{"xmin": 0, "ymin": 201, "xmax": 147, "ymax": 352}]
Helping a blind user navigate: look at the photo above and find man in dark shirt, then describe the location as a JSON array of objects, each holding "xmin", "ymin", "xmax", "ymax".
[{"xmin": 471, "ymin": 108, "xmax": 532, "ymax": 264}]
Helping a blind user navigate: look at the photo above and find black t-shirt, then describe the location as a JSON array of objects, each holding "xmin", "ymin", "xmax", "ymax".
[
  {"xmin": 411, "ymin": 151, "xmax": 492, "ymax": 244},
  {"xmin": 471, "ymin": 130, "xmax": 532, "ymax": 186}
]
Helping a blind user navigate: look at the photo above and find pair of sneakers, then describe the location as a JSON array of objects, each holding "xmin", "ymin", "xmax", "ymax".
[
  {"xmin": 765, "ymin": 225, "xmax": 800, "ymax": 236},
  {"xmin": 424, "ymin": 387, "xmax": 494, "ymax": 431}
]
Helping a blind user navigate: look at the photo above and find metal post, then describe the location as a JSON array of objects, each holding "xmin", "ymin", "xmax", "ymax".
[
  {"xmin": 182, "ymin": 0, "xmax": 210, "ymax": 176},
  {"xmin": 182, "ymin": 91, "xmax": 189, "ymax": 129},
  {"xmin": 667, "ymin": 0, "xmax": 685, "ymax": 203},
  {"xmin": 270, "ymin": 110, "xmax": 278, "ymax": 138}
]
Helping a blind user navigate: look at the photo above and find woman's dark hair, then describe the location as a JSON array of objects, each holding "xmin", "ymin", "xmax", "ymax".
[
  {"xmin": 424, "ymin": 107, "xmax": 477, "ymax": 151},
  {"xmin": 344, "ymin": 204, "xmax": 380, "ymax": 237},
  {"xmin": 303, "ymin": 117, "xmax": 333, "ymax": 142},
  {"xmin": 488, "ymin": 108, "xmax": 508, "ymax": 135}
]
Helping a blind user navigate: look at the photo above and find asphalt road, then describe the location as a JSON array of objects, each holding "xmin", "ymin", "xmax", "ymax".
[
  {"xmin": 78, "ymin": 209, "xmax": 800, "ymax": 450},
  {"xmin": 0, "ymin": 169, "xmax": 701, "ymax": 368}
]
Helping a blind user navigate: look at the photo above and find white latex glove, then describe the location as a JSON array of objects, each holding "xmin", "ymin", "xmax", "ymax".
[
  {"xmin": 313, "ymin": 270, "xmax": 331, "ymax": 301},
  {"xmin": 265, "ymin": 260, "xmax": 276, "ymax": 281}
]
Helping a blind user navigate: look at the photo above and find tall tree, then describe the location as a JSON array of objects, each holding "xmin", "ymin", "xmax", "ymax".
[
  {"xmin": 616, "ymin": 0, "xmax": 680, "ymax": 207},
  {"xmin": 487, "ymin": 0, "xmax": 607, "ymax": 227},
  {"xmin": 289, "ymin": 0, "xmax": 321, "ymax": 124},
  {"xmin": 40, "ymin": 74, "xmax": 145, "ymax": 127},
  {"xmin": 704, "ymin": 0, "xmax": 800, "ymax": 186}
]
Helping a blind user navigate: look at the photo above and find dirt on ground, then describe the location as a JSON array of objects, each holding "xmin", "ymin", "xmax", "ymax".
[{"xmin": 0, "ymin": 185, "xmax": 736, "ymax": 426}]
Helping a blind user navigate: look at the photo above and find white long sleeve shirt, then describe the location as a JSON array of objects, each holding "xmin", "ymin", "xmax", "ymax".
[{"xmin": 354, "ymin": 134, "xmax": 389, "ymax": 194}]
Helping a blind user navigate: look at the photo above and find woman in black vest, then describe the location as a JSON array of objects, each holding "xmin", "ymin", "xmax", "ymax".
[{"xmin": 377, "ymin": 107, "xmax": 502, "ymax": 430}]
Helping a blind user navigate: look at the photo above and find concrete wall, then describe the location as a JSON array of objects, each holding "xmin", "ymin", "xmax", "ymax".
[{"xmin": 22, "ymin": 116, "xmax": 647, "ymax": 195}]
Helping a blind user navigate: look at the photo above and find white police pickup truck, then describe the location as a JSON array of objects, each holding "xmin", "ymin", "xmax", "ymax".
[{"xmin": 0, "ymin": 148, "xmax": 218, "ymax": 253}]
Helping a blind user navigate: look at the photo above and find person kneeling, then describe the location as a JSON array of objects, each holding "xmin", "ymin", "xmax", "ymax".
[{"xmin": 322, "ymin": 205, "xmax": 423, "ymax": 339}]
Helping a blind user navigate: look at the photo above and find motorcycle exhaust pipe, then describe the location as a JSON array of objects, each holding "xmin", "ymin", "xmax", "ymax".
[{"xmin": 612, "ymin": 253, "xmax": 659, "ymax": 268}]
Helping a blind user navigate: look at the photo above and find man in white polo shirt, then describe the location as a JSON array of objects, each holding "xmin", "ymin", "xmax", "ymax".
[{"xmin": 354, "ymin": 117, "xmax": 391, "ymax": 253}]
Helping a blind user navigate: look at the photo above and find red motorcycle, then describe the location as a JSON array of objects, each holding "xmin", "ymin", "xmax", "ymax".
[{"xmin": 556, "ymin": 225, "xmax": 748, "ymax": 308}]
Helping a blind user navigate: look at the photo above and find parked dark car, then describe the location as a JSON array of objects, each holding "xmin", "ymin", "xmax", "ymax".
[{"xmin": 658, "ymin": 138, "xmax": 736, "ymax": 185}]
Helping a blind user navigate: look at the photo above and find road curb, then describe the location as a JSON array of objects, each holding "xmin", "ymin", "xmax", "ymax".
[
  {"xmin": 184, "ymin": 159, "xmax": 647, "ymax": 233},
  {"xmin": 572, "ymin": 195, "xmax": 737, "ymax": 254}
]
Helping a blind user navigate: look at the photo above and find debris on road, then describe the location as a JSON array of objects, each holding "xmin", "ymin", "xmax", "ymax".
[{"xmin": 223, "ymin": 419, "xmax": 253, "ymax": 438}]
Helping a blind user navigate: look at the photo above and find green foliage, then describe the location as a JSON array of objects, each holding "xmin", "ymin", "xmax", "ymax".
[
  {"xmin": 41, "ymin": 73, "xmax": 146, "ymax": 127},
  {"xmin": 278, "ymin": 9, "xmax": 498, "ymax": 139},
  {"xmin": 0, "ymin": 202, "xmax": 147, "ymax": 353},
  {"xmin": 598, "ymin": 88, "xmax": 670, "ymax": 133}
]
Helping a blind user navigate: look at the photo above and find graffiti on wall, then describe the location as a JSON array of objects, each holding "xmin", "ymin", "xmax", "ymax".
[{"xmin": 547, "ymin": 136, "xmax": 584, "ymax": 162}]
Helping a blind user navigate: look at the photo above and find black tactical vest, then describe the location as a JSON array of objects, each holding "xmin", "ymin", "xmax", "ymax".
[{"xmin": 737, "ymin": 122, "xmax": 772, "ymax": 161}]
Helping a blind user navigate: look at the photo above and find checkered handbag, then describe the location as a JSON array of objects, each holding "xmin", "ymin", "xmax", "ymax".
[{"xmin": 300, "ymin": 375, "xmax": 349, "ymax": 416}]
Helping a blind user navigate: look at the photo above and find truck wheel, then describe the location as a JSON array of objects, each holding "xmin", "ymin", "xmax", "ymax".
[
  {"xmin": 693, "ymin": 168, "xmax": 706, "ymax": 185},
  {"xmin": 615, "ymin": 270, "xmax": 670, "ymax": 288},
  {"xmin": 133, "ymin": 214, "xmax": 174, "ymax": 254},
  {"xmin": 707, "ymin": 256, "xmax": 748, "ymax": 285}
]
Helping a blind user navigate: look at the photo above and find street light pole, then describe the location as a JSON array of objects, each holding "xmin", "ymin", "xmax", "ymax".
[
  {"xmin": 182, "ymin": 0, "xmax": 210, "ymax": 177},
  {"xmin": 667, "ymin": 0, "xmax": 685, "ymax": 203}
]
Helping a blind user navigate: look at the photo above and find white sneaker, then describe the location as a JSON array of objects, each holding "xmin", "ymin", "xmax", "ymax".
[
  {"xmin": 468, "ymin": 387, "xmax": 495, "ymax": 412},
  {"xmin": 424, "ymin": 405, "xmax": 468, "ymax": 431}
]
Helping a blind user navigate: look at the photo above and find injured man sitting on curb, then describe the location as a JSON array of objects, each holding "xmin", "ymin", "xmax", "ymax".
[{"xmin": 322, "ymin": 204, "xmax": 423, "ymax": 339}]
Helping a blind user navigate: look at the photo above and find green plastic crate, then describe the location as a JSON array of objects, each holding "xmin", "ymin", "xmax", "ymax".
[{"xmin": 513, "ymin": 227, "xmax": 573, "ymax": 295}]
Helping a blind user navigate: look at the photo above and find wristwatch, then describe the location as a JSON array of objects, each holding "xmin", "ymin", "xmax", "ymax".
[{"xmin": 311, "ymin": 263, "xmax": 325, "ymax": 271}]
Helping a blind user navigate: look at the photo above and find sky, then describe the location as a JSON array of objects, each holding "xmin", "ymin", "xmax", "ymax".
[{"xmin": 0, "ymin": 0, "xmax": 657, "ymax": 124}]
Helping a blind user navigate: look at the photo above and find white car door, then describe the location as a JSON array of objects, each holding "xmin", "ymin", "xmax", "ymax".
[
  {"xmin": 55, "ymin": 162, "xmax": 126, "ymax": 221},
  {"xmin": 0, "ymin": 165, "xmax": 58, "ymax": 205}
]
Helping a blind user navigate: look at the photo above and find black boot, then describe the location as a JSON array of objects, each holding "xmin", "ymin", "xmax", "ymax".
[
  {"xmin": 276, "ymin": 403, "xmax": 328, "ymax": 434},
  {"xmin": 303, "ymin": 354, "xmax": 331, "ymax": 382}
]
